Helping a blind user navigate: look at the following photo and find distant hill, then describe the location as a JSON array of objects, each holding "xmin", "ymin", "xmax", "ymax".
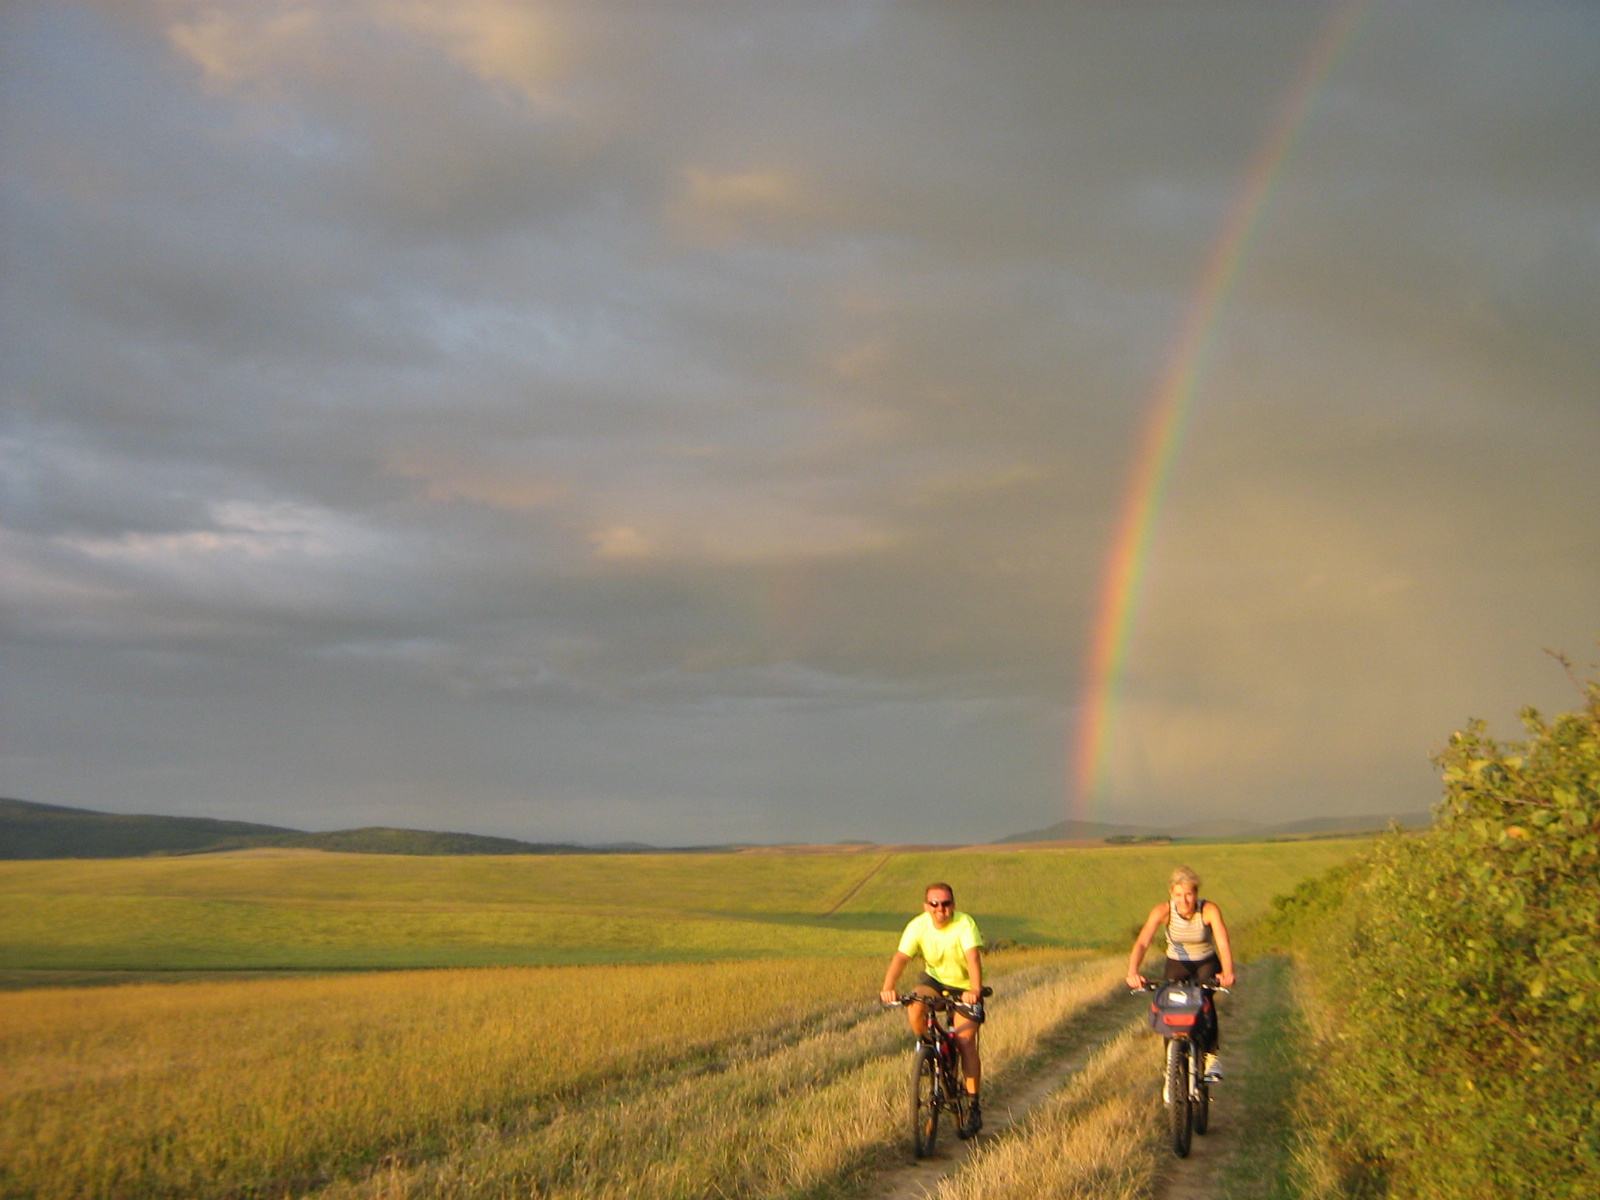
[
  {"xmin": 227, "ymin": 827, "xmax": 591, "ymax": 856},
  {"xmin": 994, "ymin": 818, "xmax": 1170, "ymax": 843},
  {"xmin": 1166, "ymin": 818, "xmax": 1274, "ymax": 839},
  {"xmin": 0, "ymin": 798, "xmax": 301, "ymax": 859},
  {"xmin": 0, "ymin": 798, "xmax": 591, "ymax": 859},
  {"xmin": 999, "ymin": 810, "xmax": 1434, "ymax": 845}
]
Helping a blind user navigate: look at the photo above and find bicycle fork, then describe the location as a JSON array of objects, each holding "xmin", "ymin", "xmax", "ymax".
[{"xmin": 1163, "ymin": 1039, "xmax": 1204, "ymax": 1104}]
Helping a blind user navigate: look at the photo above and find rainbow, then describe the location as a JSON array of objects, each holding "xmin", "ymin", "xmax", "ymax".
[{"xmin": 1069, "ymin": 0, "xmax": 1369, "ymax": 814}]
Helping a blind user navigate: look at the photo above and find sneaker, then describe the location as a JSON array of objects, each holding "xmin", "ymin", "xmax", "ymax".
[
  {"xmin": 1203, "ymin": 1053, "xmax": 1223, "ymax": 1082},
  {"xmin": 958, "ymin": 1100, "xmax": 983, "ymax": 1139}
]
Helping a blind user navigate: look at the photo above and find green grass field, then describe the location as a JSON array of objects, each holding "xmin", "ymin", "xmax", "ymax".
[{"xmin": 0, "ymin": 839, "xmax": 1367, "ymax": 971}]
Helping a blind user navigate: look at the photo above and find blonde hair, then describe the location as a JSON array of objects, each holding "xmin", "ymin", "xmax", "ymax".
[{"xmin": 1169, "ymin": 866, "xmax": 1201, "ymax": 890}]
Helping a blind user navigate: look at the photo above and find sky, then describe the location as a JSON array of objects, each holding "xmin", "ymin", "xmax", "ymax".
[{"xmin": 2, "ymin": 1, "xmax": 1597, "ymax": 846}]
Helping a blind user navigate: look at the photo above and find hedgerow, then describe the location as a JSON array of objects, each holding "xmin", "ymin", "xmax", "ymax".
[{"xmin": 1259, "ymin": 669, "xmax": 1600, "ymax": 1198}]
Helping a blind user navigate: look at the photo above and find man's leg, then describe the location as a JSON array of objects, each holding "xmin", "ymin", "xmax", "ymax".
[
  {"xmin": 954, "ymin": 1013, "xmax": 983, "ymax": 1137},
  {"xmin": 906, "ymin": 983, "xmax": 940, "ymax": 1038},
  {"xmin": 953, "ymin": 1016, "xmax": 981, "ymax": 1093}
]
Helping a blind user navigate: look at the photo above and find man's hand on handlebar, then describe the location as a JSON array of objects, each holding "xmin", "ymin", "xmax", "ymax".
[{"xmin": 883, "ymin": 986, "xmax": 992, "ymax": 1013}]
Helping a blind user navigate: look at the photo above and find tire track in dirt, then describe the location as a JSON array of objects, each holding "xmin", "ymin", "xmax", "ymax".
[
  {"xmin": 868, "ymin": 987, "xmax": 1143, "ymax": 1200},
  {"xmin": 825, "ymin": 853, "xmax": 894, "ymax": 916}
]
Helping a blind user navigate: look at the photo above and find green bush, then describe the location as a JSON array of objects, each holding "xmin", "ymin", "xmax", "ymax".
[{"xmin": 1267, "ymin": 674, "xmax": 1600, "ymax": 1199}]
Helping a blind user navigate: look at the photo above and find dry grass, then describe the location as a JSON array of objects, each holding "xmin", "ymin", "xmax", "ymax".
[
  {"xmin": 0, "ymin": 956, "xmax": 887, "ymax": 1200},
  {"xmin": 934, "ymin": 1026, "xmax": 1164, "ymax": 1200},
  {"xmin": 0, "ymin": 949, "xmax": 1114, "ymax": 1200},
  {"xmin": 314, "ymin": 955, "xmax": 1127, "ymax": 1200}
]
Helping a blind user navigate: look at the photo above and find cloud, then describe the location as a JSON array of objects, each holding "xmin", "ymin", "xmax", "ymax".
[
  {"xmin": 165, "ymin": 4, "xmax": 323, "ymax": 91},
  {"xmin": 2, "ymin": 1, "xmax": 1597, "ymax": 839},
  {"xmin": 670, "ymin": 166, "xmax": 819, "ymax": 245},
  {"xmin": 164, "ymin": 0, "xmax": 568, "ymax": 104},
  {"xmin": 385, "ymin": 445, "xmax": 570, "ymax": 511},
  {"xmin": 372, "ymin": 0, "xmax": 567, "ymax": 107}
]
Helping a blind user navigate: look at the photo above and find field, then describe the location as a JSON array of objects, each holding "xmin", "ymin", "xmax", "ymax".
[
  {"xmin": 0, "ymin": 839, "xmax": 1365, "ymax": 972},
  {"xmin": 2, "ymin": 949, "xmax": 1123, "ymax": 1200},
  {"xmin": 0, "ymin": 837, "xmax": 1374, "ymax": 1200}
]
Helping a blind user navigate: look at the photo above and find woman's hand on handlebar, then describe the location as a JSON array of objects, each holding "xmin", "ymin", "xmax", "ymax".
[
  {"xmin": 1219, "ymin": 969, "xmax": 1236, "ymax": 988},
  {"xmin": 1126, "ymin": 971, "xmax": 1147, "ymax": 990},
  {"xmin": 880, "ymin": 988, "xmax": 901, "ymax": 1005}
]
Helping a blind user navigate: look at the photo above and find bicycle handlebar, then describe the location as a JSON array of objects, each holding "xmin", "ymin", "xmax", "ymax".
[
  {"xmin": 1130, "ymin": 980, "xmax": 1230, "ymax": 996},
  {"xmin": 885, "ymin": 985, "xmax": 993, "ymax": 1017}
]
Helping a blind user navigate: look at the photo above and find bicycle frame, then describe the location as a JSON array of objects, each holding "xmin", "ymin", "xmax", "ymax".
[
  {"xmin": 893, "ymin": 987, "xmax": 989, "ymax": 1157},
  {"xmin": 924, "ymin": 1006, "xmax": 966, "ymax": 1105}
]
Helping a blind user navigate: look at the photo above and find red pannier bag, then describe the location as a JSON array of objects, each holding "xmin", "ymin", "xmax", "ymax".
[{"xmin": 1149, "ymin": 983, "xmax": 1208, "ymax": 1036}]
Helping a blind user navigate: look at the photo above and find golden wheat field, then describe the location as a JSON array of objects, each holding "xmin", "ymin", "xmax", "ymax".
[
  {"xmin": 0, "ymin": 840, "xmax": 1371, "ymax": 1198},
  {"xmin": 0, "ymin": 948, "xmax": 1137, "ymax": 1200}
]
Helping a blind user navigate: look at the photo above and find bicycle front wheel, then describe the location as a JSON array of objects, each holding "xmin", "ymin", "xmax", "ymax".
[
  {"xmin": 1166, "ymin": 1040, "xmax": 1192, "ymax": 1158},
  {"xmin": 910, "ymin": 1043, "xmax": 939, "ymax": 1158}
]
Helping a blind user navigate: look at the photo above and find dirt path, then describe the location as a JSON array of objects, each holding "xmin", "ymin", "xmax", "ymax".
[
  {"xmin": 869, "ymin": 988, "xmax": 1142, "ymax": 1200},
  {"xmin": 1155, "ymin": 964, "xmax": 1264, "ymax": 1200}
]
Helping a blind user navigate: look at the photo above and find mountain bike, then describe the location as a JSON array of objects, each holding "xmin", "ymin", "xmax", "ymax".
[
  {"xmin": 1135, "ymin": 980, "xmax": 1228, "ymax": 1157},
  {"xmin": 889, "ymin": 986, "xmax": 992, "ymax": 1157}
]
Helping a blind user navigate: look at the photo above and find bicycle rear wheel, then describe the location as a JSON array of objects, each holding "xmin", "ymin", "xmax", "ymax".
[
  {"xmin": 1167, "ymin": 1040, "xmax": 1192, "ymax": 1158},
  {"xmin": 1193, "ymin": 1078, "xmax": 1210, "ymax": 1134},
  {"xmin": 910, "ymin": 1043, "xmax": 939, "ymax": 1158}
]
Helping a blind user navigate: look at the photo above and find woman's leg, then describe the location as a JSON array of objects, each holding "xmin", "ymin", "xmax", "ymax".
[{"xmin": 1195, "ymin": 958, "xmax": 1220, "ymax": 1051}]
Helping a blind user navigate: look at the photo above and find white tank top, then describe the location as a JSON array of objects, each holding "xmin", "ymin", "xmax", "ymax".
[{"xmin": 1165, "ymin": 900, "xmax": 1215, "ymax": 962}]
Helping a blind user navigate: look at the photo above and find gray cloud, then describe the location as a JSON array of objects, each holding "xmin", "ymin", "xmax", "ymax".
[{"xmin": 2, "ymin": 1, "xmax": 1597, "ymax": 843}]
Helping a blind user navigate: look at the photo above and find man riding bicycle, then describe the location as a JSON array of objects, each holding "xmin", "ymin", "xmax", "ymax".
[
  {"xmin": 1126, "ymin": 866, "xmax": 1235, "ymax": 1081},
  {"xmin": 879, "ymin": 882, "xmax": 986, "ymax": 1138}
]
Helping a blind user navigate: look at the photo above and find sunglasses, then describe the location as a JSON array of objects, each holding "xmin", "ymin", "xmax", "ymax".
[{"xmin": 925, "ymin": 898, "xmax": 954, "ymax": 908}]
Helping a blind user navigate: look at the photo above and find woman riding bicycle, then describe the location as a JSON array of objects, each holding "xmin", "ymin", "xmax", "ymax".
[{"xmin": 1126, "ymin": 866, "xmax": 1235, "ymax": 1081}]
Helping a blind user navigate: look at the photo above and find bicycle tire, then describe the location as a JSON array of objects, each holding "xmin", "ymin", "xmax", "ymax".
[
  {"xmin": 910, "ymin": 1042, "xmax": 939, "ymax": 1158},
  {"xmin": 1193, "ymin": 1078, "xmax": 1210, "ymax": 1135},
  {"xmin": 1167, "ymin": 1040, "xmax": 1192, "ymax": 1158}
]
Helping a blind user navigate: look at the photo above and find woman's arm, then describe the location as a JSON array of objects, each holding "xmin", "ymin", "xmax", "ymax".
[
  {"xmin": 1204, "ymin": 902, "xmax": 1235, "ymax": 988},
  {"xmin": 1125, "ymin": 903, "xmax": 1168, "ymax": 988}
]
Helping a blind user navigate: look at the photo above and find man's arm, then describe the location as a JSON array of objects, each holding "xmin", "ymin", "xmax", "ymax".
[
  {"xmin": 961, "ymin": 946, "xmax": 983, "ymax": 1005},
  {"xmin": 1205, "ymin": 902, "xmax": 1236, "ymax": 988},
  {"xmin": 880, "ymin": 950, "xmax": 912, "ymax": 1003}
]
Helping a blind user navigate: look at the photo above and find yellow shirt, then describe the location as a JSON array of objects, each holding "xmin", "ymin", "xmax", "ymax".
[{"xmin": 897, "ymin": 911, "xmax": 984, "ymax": 990}]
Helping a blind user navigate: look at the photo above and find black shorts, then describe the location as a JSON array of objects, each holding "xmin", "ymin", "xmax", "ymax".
[
  {"xmin": 1164, "ymin": 956, "xmax": 1220, "ymax": 984},
  {"xmin": 915, "ymin": 972, "xmax": 965, "ymax": 998},
  {"xmin": 914, "ymin": 973, "xmax": 984, "ymax": 1023}
]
